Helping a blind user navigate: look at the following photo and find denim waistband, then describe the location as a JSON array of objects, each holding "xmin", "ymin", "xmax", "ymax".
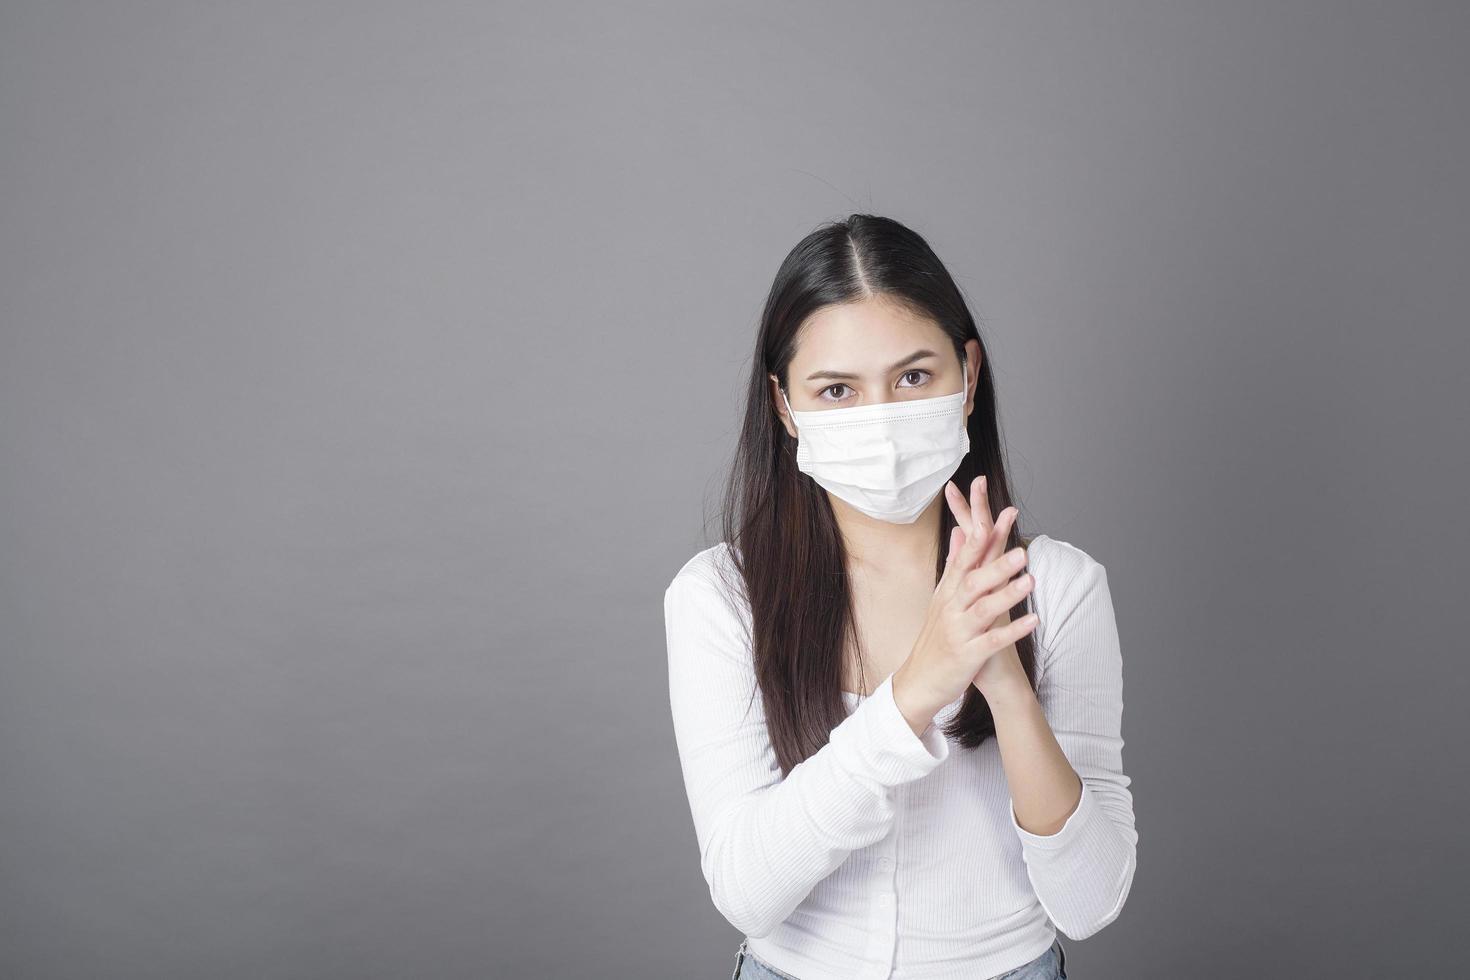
[{"xmin": 731, "ymin": 934, "xmax": 1068, "ymax": 980}]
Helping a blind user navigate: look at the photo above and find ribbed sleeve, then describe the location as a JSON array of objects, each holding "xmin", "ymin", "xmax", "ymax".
[
  {"xmin": 664, "ymin": 571, "xmax": 949, "ymax": 939},
  {"xmin": 1007, "ymin": 553, "xmax": 1138, "ymax": 940}
]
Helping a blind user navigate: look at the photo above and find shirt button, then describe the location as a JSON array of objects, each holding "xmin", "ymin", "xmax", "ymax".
[
  {"xmin": 877, "ymin": 857, "xmax": 894, "ymax": 870},
  {"xmin": 876, "ymin": 893, "xmax": 892, "ymax": 906}
]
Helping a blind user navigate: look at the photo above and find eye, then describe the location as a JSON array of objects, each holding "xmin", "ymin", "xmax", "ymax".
[
  {"xmin": 818, "ymin": 383, "xmax": 853, "ymax": 402},
  {"xmin": 898, "ymin": 369, "xmax": 932, "ymax": 388}
]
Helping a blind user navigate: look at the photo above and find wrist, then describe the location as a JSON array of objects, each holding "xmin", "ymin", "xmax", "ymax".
[
  {"xmin": 891, "ymin": 664, "xmax": 943, "ymax": 737},
  {"xmin": 975, "ymin": 656, "xmax": 1035, "ymax": 711}
]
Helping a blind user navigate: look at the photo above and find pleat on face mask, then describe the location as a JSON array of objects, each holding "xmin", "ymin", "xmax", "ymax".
[{"xmin": 780, "ymin": 357, "xmax": 971, "ymax": 524}]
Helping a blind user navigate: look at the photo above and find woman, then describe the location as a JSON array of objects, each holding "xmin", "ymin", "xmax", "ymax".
[{"xmin": 664, "ymin": 214, "xmax": 1136, "ymax": 980}]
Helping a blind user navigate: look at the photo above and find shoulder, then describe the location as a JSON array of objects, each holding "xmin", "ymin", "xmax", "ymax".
[
  {"xmin": 667, "ymin": 540, "xmax": 734, "ymax": 588},
  {"xmin": 666, "ymin": 541, "xmax": 740, "ymax": 595},
  {"xmin": 1023, "ymin": 533, "xmax": 1114, "ymax": 671},
  {"xmin": 1025, "ymin": 532, "xmax": 1105, "ymax": 591},
  {"xmin": 664, "ymin": 542, "xmax": 750, "ymax": 624}
]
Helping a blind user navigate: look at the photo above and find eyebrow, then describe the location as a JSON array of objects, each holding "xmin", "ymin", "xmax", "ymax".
[{"xmin": 804, "ymin": 349, "xmax": 941, "ymax": 382}]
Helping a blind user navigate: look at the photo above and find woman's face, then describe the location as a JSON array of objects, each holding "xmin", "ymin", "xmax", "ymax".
[{"xmin": 770, "ymin": 295, "xmax": 979, "ymax": 439}]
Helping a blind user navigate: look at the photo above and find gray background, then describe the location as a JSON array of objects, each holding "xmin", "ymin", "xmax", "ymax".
[{"xmin": 2, "ymin": 1, "xmax": 1466, "ymax": 977}]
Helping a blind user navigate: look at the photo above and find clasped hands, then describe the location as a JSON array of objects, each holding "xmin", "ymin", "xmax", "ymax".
[{"xmin": 893, "ymin": 475, "xmax": 1041, "ymax": 728}]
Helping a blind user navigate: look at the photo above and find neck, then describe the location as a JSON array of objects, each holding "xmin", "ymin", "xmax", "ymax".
[{"xmin": 831, "ymin": 494, "xmax": 944, "ymax": 574}]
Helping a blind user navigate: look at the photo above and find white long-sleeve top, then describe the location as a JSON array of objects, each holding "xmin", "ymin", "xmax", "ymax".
[{"xmin": 664, "ymin": 534, "xmax": 1137, "ymax": 980}]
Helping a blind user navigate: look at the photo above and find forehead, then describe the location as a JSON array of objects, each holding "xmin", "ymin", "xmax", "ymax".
[{"xmin": 790, "ymin": 296, "xmax": 946, "ymax": 373}]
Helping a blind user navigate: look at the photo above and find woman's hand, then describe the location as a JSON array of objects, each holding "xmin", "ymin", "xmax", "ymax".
[
  {"xmin": 893, "ymin": 475, "xmax": 1040, "ymax": 727},
  {"xmin": 944, "ymin": 476, "xmax": 1039, "ymax": 703}
]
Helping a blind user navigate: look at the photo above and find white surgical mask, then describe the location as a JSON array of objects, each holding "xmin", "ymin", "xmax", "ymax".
[{"xmin": 779, "ymin": 356, "xmax": 971, "ymax": 524}]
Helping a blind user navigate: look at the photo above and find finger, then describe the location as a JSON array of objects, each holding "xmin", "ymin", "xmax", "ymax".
[
  {"xmin": 942, "ymin": 524, "xmax": 964, "ymax": 570},
  {"xmin": 971, "ymin": 611, "xmax": 1040, "ymax": 653},
  {"xmin": 982, "ymin": 504, "xmax": 1018, "ymax": 568},
  {"xmin": 956, "ymin": 496, "xmax": 991, "ymax": 574},
  {"xmin": 944, "ymin": 479, "xmax": 972, "ymax": 531},
  {"xmin": 964, "ymin": 564, "xmax": 1035, "ymax": 624},
  {"xmin": 970, "ymin": 475, "xmax": 994, "ymax": 548},
  {"xmin": 942, "ymin": 483, "xmax": 987, "ymax": 580},
  {"xmin": 937, "ymin": 518, "xmax": 966, "ymax": 593},
  {"xmin": 958, "ymin": 545, "xmax": 1030, "ymax": 612}
]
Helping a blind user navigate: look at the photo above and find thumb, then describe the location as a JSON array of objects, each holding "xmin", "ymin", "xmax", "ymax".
[{"xmin": 938, "ymin": 524, "xmax": 964, "ymax": 590}]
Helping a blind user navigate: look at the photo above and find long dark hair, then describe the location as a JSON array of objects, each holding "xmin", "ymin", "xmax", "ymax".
[{"xmin": 711, "ymin": 213, "xmax": 1038, "ymax": 775}]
